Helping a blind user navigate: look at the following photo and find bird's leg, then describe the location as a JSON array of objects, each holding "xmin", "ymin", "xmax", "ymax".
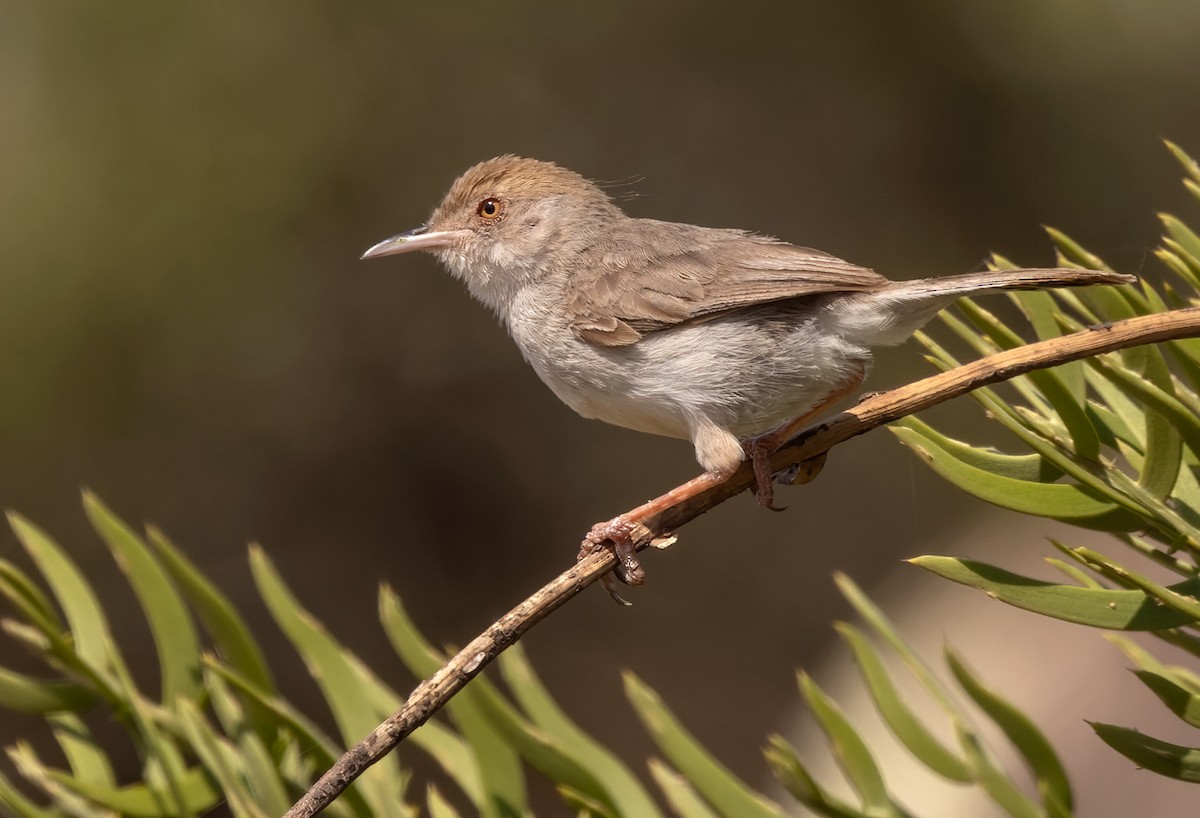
[
  {"xmin": 580, "ymin": 471, "xmax": 727, "ymax": 596},
  {"xmin": 742, "ymin": 365, "xmax": 867, "ymax": 509}
]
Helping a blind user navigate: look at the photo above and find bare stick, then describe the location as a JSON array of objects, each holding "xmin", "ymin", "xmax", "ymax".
[{"xmin": 284, "ymin": 307, "xmax": 1200, "ymax": 818}]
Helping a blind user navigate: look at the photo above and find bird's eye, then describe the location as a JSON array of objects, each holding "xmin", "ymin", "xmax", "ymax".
[{"xmin": 477, "ymin": 198, "xmax": 503, "ymax": 220}]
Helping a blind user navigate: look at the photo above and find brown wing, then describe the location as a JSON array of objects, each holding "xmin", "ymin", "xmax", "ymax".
[{"xmin": 568, "ymin": 219, "xmax": 888, "ymax": 347}]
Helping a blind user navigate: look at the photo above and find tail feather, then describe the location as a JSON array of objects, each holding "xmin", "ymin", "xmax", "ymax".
[
  {"xmin": 831, "ymin": 267, "xmax": 1134, "ymax": 346},
  {"xmin": 886, "ymin": 267, "xmax": 1135, "ymax": 301}
]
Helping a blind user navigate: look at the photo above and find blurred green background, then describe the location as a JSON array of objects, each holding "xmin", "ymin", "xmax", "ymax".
[{"xmin": 2, "ymin": 0, "xmax": 1199, "ymax": 812}]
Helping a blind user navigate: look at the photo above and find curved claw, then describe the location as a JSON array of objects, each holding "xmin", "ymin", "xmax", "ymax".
[{"xmin": 580, "ymin": 515, "xmax": 647, "ymax": 593}]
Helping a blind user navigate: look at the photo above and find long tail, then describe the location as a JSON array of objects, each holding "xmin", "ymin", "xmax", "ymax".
[
  {"xmin": 886, "ymin": 267, "xmax": 1135, "ymax": 301},
  {"xmin": 833, "ymin": 267, "xmax": 1135, "ymax": 346}
]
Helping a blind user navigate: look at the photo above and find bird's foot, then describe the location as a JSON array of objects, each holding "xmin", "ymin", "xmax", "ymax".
[
  {"xmin": 580, "ymin": 515, "xmax": 649, "ymax": 603},
  {"xmin": 742, "ymin": 438, "xmax": 787, "ymax": 511}
]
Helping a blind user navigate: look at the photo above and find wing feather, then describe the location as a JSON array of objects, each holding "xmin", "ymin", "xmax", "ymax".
[{"xmin": 567, "ymin": 219, "xmax": 887, "ymax": 346}]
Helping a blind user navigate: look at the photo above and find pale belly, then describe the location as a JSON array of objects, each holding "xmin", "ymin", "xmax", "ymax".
[{"xmin": 508, "ymin": 300, "xmax": 871, "ymax": 442}]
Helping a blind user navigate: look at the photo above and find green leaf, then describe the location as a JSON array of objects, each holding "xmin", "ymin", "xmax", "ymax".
[
  {"xmin": 1012, "ymin": 289, "xmax": 1088, "ymax": 399},
  {"xmin": 946, "ymin": 650, "xmax": 1072, "ymax": 813},
  {"xmin": 625, "ymin": 673, "xmax": 784, "ymax": 818},
  {"xmin": 958, "ymin": 298, "xmax": 1099, "ymax": 460},
  {"xmin": 27, "ymin": 749, "xmax": 220, "ymax": 818},
  {"xmin": 648, "ymin": 759, "xmax": 721, "ymax": 818},
  {"xmin": 835, "ymin": 623, "xmax": 971, "ymax": 782},
  {"xmin": 0, "ymin": 766, "xmax": 60, "ymax": 818},
  {"xmin": 835, "ymin": 574, "xmax": 963, "ymax": 718},
  {"xmin": 498, "ymin": 645, "xmax": 662, "ymax": 818},
  {"xmin": 148, "ymin": 528, "xmax": 274, "ymax": 695},
  {"xmin": 891, "ymin": 418, "xmax": 1061, "ymax": 482},
  {"xmin": 176, "ymin": 699, "xmax": 268, "ymax": 818},
  {"xmin": 83, "ymin": 492, "xmax": 203, "ymax": 704},
  {"xmin": 379, "ymin": 585, "xmax": 526, "ymax": 818},
  {"xmin": 204, "ymin": 660, "xmax": 377, "ymax": 818},
  {"xmin": 204, "ymin": 668, "xmax": 292, "ymax": 816},
  {"xmin": 762, "ymin": 736, "xmax": 864, "ymax": 818},
  {"xmin": 49, "ymin": 711, "xmax": 115, "ymax": 786},
  {"xmin": 1044, "ymin": 227, "xmax": 1112, "ymax": 272},
  {"xmin": 1164, "ymin": 139, "xmax": 1200, "ymax": 184},
  {"xmin": 891, "ymin": 426, "xmax": 1137, "ymax": 528},
  {"xmin": 0, "ymin": 559, "xmax": 62, "ymax": 633},
  {"xmin": 0, "ymin": 667, "xmax": 97, "ymax": 714},
  {"xmin": 1133, "ymin": 670, "xmax": 1200, "ymax": 729},
  {"xmin": 250, "ymin": 546, "xmax": 407, "ymax": 816},
  {"xmin": 469, "ymin": 678, "xmax": 619, "ymax": 815},
  {"xmin": 956, "ymin": 730, "xmax": 1041, "ymax": 818},
  {"xmin": 427, "ymin": 786, "xmax": 466, "ymax": 818},
  {"xmin": 1091, "ymin": 722, "xmax": 1200, "ymax": 782},
  {"xmin": 911, "ymin": 556, "xmax": 1200, "ymax": 629},
  {"xmin": 798, "ymin": 672, "xmax": 902, "ymax": 816},
  {"xmin": 7, "ymin": 512, "xmax": 113, "ymax": 671},
  {"xmin": 1069, "ymin": 546, "xmax": 1200, "ymax": 621}
]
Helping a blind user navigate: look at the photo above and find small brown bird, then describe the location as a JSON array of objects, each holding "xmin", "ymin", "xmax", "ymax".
[{"xmin": 363, "ymin": 156, "xmax": 1132, "ymax": 582}]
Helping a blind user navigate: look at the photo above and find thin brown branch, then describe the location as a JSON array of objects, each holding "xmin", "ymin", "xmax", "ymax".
[{"xmin": 283, "ymin": 306, "xmax": 1200, "ymax": 818}]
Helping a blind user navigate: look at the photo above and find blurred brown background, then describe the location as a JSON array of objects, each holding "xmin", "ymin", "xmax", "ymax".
[{"xmin": 3, "ymin": 1, "xmax": 1200, "ymax": 814}]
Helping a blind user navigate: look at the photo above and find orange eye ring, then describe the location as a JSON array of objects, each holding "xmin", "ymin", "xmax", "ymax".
[{"xmin": 477, "ymin": 198, "xmax": 503, "ymax": 220}]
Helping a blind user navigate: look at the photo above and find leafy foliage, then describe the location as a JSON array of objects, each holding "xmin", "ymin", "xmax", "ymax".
[
  {"xmin": 1, "ymin": 142, "xmax": 1197, "ymax": 817},
  {"xmin": 0, "ymin": 494, "xmax": 1077, "ymax": 817},
  {"xmin": 894, "ymin": 140, "xmax": 1200, "ymax": 784}
]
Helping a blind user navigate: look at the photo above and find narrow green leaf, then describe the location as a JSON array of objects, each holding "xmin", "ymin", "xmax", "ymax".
[
  {"xmin": 250, "ymin": 546, "xmax": 406, "ymax": 816},
  {"xmin": 1070, "ymin": 546, "xmax": 1200, "ymax": 621},
  {"xmin": 892, "ymin": 426, "xmax": 1137, "ymax": 528},
  {"xmin": 835, "ymin": 574, "xmax": 963, "ymax": 718},
  {"xmin": 49, "ymin": 712, "xmax": 115, "ymax": 786},
  {"xmin": 835, "ymin": 624, "xmax": 971, "ymax": 782},
  {"xmin": 406, "ymin": 720, "xmax": 485, "ymax": 811},
  {"xmin": 39, "ymin": 759, "xmax": 220, "ymax": 818},
  {"xmin": 204, "ymin": 660, "xmax": 377, "ymax": 818},
  {"xmin": 1044, "ymin": 227, "xmax": 1112, "ymax": 271},
  {"xmin": 798, "ymin": 673, "xmax": 899, "ymax": 816},
  {"xmin": 109, "ymin": 658, "xmax": 197, "ymax": 818},
  {"xmin": 176, "ymin": 699, "xmax": 267, "ymax": 818},
  {"xmin": 956, "ymin": 729, "xmax": 1041, "ymax": 818},
  {"xmin": 6, "ymin": 742, "xmax": 98, "ymax": 817},
  {"xmin": 148, "ymin": 528, "xmax": 274, "ymax": 695},
  {"xmin": 911, "ymin": 556, "xmax": 1200, "ymax": 629},
  {"xmin": 498, "ymin": 645, "xmax": 662, "ymax": 818},
  {"xmin": 7, "ymin": 512, "xmax": 112, "ymax": 670},
  {"xmin": 204, "ymin": 668, "xmax": 292, "ymax": 816},
  {"xmin": 1160, "ymin": 213, "xmax": 1200, "ymax": 263},
  {"xmin": 558, "ymin": 786, "xmax": 617, "ymax": 818},
  {"xmin": 1088, "ymin": 356, "xmax": 1194, "ymax": 493},
  {"xmin": 1155, "ymin": 246, "xmax": 1200, "ymax": 290},
  {"xmin": 625, "ymin": 673, "xmax": 784, "ymax": 818},
  {"xmin": 0, "ymin": 766, "xmax": 60, "ymax": 818},
  {"xmin": 1164, "ymin": 139, "xmax": 1200, "ymax": 184},
  {"xmin": 958, "ymin": 298, "xmax": 1099, "ymax": 460},
  {"xmin": 469, "ymin": 679, "xmax": 618, "ymax": 815},
  {"xmin": 0, "ymin": 560, "xmax": 62, "ymax": 633},
  {"xmin": 762, "ymin": 736, "xmax": 863, "ymax": 818},
  {"xmin": 0, "ymin": 667, "xmax": 97, "ymax": 714},
  {"xmin": 1091, "ymin": 722, "xmax": 1200, "ymax": 782},
  {"xmin": 1133, "ymin": 670, "xmax": 1200, "ymax": 729},
  {"xmin": 648, "ymin": 760, "xmax": 721, "ymax": 818},
  {"xmin": 891, "ymin": 418, "xmax": 1061, "ymax": 482},
  {"xmin": 1011, "ymin": 289, "xmax": 1086, "ymax": 397},
  {"xmin": 946, "ymin": 650, "xmax": 1072, "ymax": 812},
  {"xmin": 379, "ymin": 585, "xmax": 525, "ymax": 818},
  {"xmin": 83, "ymin": 492, "xmax": 202, "ymax": 704},
  {"xmin": 427, "ymin": 786, "xmax": 466, "ymax": 818}
]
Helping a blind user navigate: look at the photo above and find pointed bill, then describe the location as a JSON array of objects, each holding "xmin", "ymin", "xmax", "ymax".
[{"xmin": 360, "ymin": 226, "xmax": 469, "ymax": 260}]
